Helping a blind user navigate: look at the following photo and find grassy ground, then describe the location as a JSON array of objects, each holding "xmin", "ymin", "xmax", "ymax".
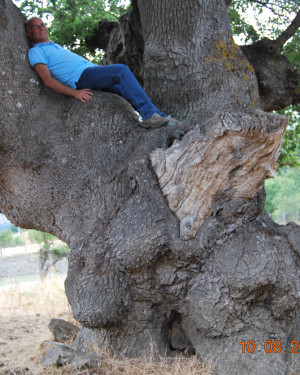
[
  {"xmin": 0, "ymin": 277, "xmax": 72, "ymax": 375},
  {"xmin": 0, "ymin": 278, "xmax": 214, "ymax": 375}
]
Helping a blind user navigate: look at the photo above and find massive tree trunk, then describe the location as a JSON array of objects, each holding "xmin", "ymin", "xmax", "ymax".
[
  {"xmin": 138, "ymin": 0, "xmax": 260, "ymax": 120},
  {"xmin": 87, "ymin": 0, "xmax": 145, "ymax": 85},
  {"xmin": 92, "ymin": 1, "xmax": 300, "ymax": 113},
  {"xmin": 1, "ymin": 1, "xmax": 300, "ymax": 375}
]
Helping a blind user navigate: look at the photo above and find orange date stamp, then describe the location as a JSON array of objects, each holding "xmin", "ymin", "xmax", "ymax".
[{"xmin": 240, "ymin": 340, "xmax": 300, "ymax": 354}]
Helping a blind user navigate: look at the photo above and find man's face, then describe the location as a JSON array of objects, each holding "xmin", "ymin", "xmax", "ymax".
[{"xmin": 27, "ymin": 17, "xmax": 49, "ymax": 44}]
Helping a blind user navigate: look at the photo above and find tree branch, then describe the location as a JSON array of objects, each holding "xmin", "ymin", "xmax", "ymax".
[
  {"xmin": 247, "ymin": 0, "xmax": 297, "ymax": 15},
  {"xmin": 276, "ymin": 9, "xmax": 300, "ymax": 49}
]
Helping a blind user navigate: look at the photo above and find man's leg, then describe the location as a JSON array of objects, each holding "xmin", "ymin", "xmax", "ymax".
[{"xmin": 76, "ymin": 64, "xmax": 165, "ymax": 121}]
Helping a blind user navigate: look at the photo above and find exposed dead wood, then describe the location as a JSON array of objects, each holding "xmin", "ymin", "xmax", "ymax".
[{"xmin": 150, "ymin": 111, "xmax": 288, "ymax": 240}]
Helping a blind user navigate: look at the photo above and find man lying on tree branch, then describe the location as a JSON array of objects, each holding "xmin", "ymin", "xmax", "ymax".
[{"xmin": 26, "ymin": 17, "xmax": 180, "ymax": 129}]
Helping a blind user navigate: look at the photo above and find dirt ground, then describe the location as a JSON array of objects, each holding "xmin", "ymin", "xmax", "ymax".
[
  {"xmin": 0, "ymin": 279, "xmax": 214, "ymax": 375},
  {"xmin": 0, "ymin": 244, "xmax": 70, "ymax": 375},
  {"xmin": 0, "ymin": 248, "xmax": 213, "ymax": 375},
  {"xmin": 0, "ymin": 277, "xmax": 72, "ymax": 375}
]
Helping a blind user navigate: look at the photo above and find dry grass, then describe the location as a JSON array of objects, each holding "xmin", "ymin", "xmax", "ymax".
[
  {"xmin": 0, "ymin": 278, "xmax": 214, "ymax": 375},
  {"xmin": 0, "ymin": 277, "xmax": 72, "ymax": 375},
  {"xmin": 37, "ymin": 349, "xmax": 214, "ymax": 375},
  {"xmin": 41, "ymin": 353, "xmax": 214, "ymax": 375}
]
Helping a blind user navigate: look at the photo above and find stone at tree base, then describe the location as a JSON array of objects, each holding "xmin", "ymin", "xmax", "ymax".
[
  {"xmin": 167, "ymin": 311, "xmax": 195, "ymax": 355},
  {"xmin": 48, "ymin": 318, "xmax": 78, "ymax": 343},
  {"xmin": 41, "ymin": 343, "xmax": 100, "ymax": 369}
]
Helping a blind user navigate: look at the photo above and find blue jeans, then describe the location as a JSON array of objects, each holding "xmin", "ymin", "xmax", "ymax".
[{"xmin": 76, "ymin": 64, "xmax": 166, "ymax": 120}]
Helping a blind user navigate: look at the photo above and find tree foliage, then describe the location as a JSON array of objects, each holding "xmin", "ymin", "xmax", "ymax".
[
  {"xmin": 283, "ymin": 33, "xmax": 300, "ymax": 69},
  {"xmin": 229, "ymin": 1, "xmax": 300, "ymax": 68},
  {"xmin": 0, "ymin": 229, "xmax": 24, "ymax": 248},
  {"xmin": 28, "ymin": 229, "xmax": 70, "ymax": 256},
  {"xmin": 277, "ymin": 106, "xmax": 300, "ymax": 169},
  {"xmin": 229, "ymin": 3, "xmax": 260, "ymax": 44},
  {"xmin": 230, "ymin": 0, "xmax": 299, "ymax": 39},
  {"xmin": 265, "ymin": 167, "xmax": 300, "ymax": 223}
]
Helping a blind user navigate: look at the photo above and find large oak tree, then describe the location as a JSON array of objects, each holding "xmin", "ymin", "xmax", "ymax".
[{"xmin": 1, "ymin": 0, "xmax": 300, "ymax": 374}]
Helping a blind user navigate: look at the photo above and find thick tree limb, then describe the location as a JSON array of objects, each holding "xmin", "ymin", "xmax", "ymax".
[
  {"xmin": 88, "ymin": 0, "xmax": 299, "ymax": 112},
  {"xmin": 241, "ymin": 38, "xmax": 300, "ymax": 111},
  {"xmin": 86, "ymin": 0, "xmax": 144, "ymax": 85},
  {"xmin": 276, "ymin": 10, "xmax": 300, "ymax": 48}
]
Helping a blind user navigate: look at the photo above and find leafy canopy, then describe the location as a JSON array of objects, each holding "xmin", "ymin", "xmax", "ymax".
[
  {"xmin": 229, "ymin": 0, "xmax": 300, "ymax": 67},
  {"xmin": 27, "ymin": 229, "xmax": 70, "ymax": 256},
  {"xmin": 230, "ymin": 0, "xmax": 300, "ymax": 41},
  {"xmin": 0, "ymin": 229, "xmax": 24, "ymax": 248}
]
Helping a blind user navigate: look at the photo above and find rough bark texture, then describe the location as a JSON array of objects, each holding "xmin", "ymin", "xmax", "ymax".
[
  {"xmin": 150, "ymin": 111, "xmax": 287, "ymax": 240},
  {"xmin": 241, "ymin": 38, "xmax": 300, "ymax": 111},
  {"xmin": 90, "ymin": 3, "xmax": 299, "ymax": 113},
  {"xmin": 138, "ymin": 0, "xmax": 260, "ymax": 120},
  {"xmin": 1, "ymin": 1, "xmax": 300, "ymax": 375},
  {"xmin": 86, "ymin": 0, "xmax": 144, "ymax": 85}
]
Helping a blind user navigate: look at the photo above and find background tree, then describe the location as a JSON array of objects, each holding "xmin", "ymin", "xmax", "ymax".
[
  {"xmin": 0, "ymin": 229, "xmax": 24, "ymax": 248},
  {"xmin": 27, "ymin": 229, "xmax": 70, "ymax": 278},
  {"xmin": 265, "ymin": 167, "xmax": 300, "ymax": 222},
  {"xmin": 277, "ymin": 106, "xmax": 300, "ymax": 168},
  {"xmin": 1, "ymin": 1, "xmax": 300, "ymax": 375}
]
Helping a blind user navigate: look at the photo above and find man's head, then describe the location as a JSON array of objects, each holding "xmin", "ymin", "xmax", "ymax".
[{"xmin": 26, "ymin": 17, "xmax": 49, "ymax": 44}]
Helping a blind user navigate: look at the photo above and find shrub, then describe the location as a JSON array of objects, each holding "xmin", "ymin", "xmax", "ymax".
[{"xmin": 0, "ymin": 230, "xmax": 24, "ymax": 248}]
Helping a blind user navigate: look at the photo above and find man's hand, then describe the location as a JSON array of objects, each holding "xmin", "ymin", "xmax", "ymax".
[
  {"xmin": 33, "ymin": 64, "xmax": 93, "ymax": 103},
  {"xmin": 73, "ymin": 89, "xmax": 93, "ymax": 103}
]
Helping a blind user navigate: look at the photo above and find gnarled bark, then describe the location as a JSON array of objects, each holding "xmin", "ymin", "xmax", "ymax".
[
  {"xmin": 89, "ymin": 1, "xmax": 299, "ymax": 113},
  {"xmin": 1, "ymin": 1, "xmax": 300, "ymax": 375},
  {"xmin": 86, "ymin": 0, "xmax": 144, "ymax": 85},
  {"xmin": 138, "ymin": 0, "xmax": 260, "ymax": 120},
  {"xmin": 150, "ymin": 111, "xmax": 287, "ymax": 240},
  {"xmin": 241, "ymin": 38, "xmax": 300, "ymax": 111}
]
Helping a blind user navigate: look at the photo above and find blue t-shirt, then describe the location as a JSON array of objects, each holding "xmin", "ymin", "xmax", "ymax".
[{"xmin": 28, "ymin": 42, "xmax": 95, "ymax": 88}]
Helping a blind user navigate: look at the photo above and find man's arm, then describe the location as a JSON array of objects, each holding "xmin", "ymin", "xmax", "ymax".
[{"xmin": 33, "ymin": 63, "xmax": 93, "ymax": 103}]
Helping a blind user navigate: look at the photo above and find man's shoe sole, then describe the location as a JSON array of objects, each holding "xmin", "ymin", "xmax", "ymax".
[{"xmin": 140, "ymin": 119, "xmax": 169, "ymax": 129}]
